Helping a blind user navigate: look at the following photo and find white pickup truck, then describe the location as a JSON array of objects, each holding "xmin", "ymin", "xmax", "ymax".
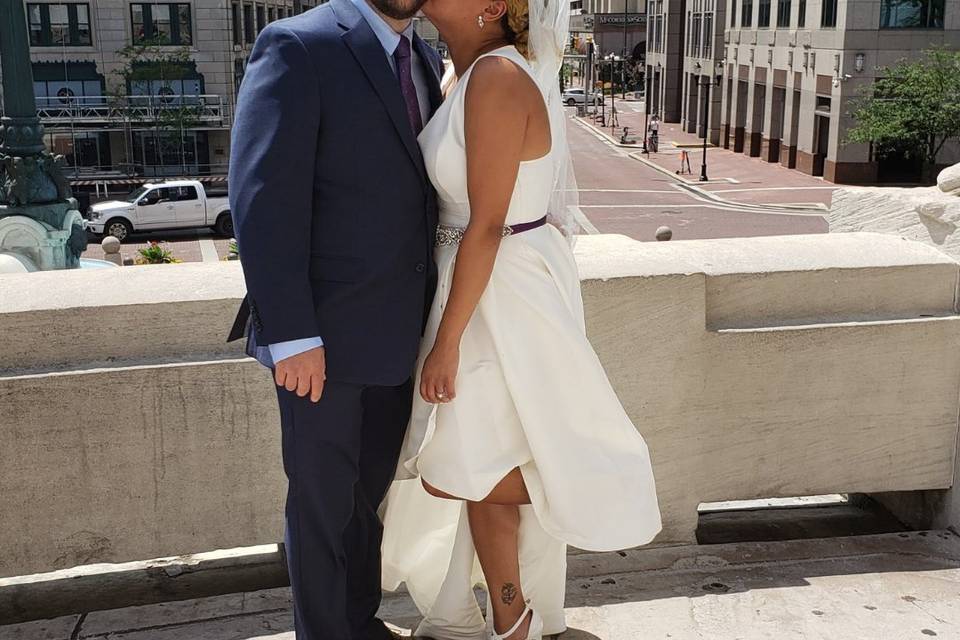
[{"xmin": 87, "ymin": 180, "xmax": 232, "ymax": 241}]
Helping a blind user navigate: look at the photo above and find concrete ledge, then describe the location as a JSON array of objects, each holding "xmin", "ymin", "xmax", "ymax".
[
  {"xmin": 0, "ymin": 263, "xmax": 248, "ymax": 373},
  {"xmin": 2, "ymin": 233, "xmax": 959, "ymax": 578}
]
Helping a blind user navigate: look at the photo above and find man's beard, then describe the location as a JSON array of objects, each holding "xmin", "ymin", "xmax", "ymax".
[{"xmin": 369, "ymin": 0, "xmax": 427, "ymax": 20}]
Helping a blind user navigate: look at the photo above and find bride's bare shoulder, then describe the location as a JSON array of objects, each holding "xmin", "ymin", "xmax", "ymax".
[{"xmin": 465, "ymin": 54, "xmax": 540, "ymax": 109}]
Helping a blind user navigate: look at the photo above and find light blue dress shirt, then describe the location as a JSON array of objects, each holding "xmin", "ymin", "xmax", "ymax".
[{"xmin": 268, "ymin": 0, "xmax": 431, "ymax": 364}]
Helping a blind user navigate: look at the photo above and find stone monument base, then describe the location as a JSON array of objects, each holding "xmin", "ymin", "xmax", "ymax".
[
  {"xmin": 828, "ymin": 164, "xmax": 960, "ymax": 261},
  {"xmin": 0, "ymin": 207, "xmax": 85, "ymax": 271}
]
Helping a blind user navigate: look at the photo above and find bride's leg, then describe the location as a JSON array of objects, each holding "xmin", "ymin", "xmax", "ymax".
[
  {"xmin": 423, "ymin": 468, "xmax": 532, "ymax": 505},
  {"xmin": 480, "ymin": 468, "xmax": 531, "ymax": 505},
  {"xmin": 467, "ymin": 501, "xmax": 532, "ymax": 639}
]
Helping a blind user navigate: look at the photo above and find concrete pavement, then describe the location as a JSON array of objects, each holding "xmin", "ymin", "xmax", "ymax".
[{"xmin": 5, "ymin": 530, "xmax": 958, "ymax": 640}]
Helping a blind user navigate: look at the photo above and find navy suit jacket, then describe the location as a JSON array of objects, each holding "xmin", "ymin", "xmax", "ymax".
[{"xmin": 228, "ymin": 0, "xmax": 442, "ymax": 386}]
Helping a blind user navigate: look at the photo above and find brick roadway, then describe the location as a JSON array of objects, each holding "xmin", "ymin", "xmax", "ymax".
[
  {"xmin": 82, "ymin": 109, "xmax": 829, "ymax": 262},
  {"xmin": 591, "ymin": 99, "xmax": 837, "ymax": 205},
  {"xmin": 568, "ymin": 102, "xmax": 829, "ymax": 242}
]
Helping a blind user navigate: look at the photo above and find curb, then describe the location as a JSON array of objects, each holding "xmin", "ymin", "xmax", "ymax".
[
  {"xmin": 575, "ymin": 117, "xmax": 828, "ymax": 214},
  {"xmin": 576, "ymin": 118, "xmax": 736, "ymax": 185},
  {"xmin": 628, "ymin": 151, "xmax": 738, "ymax": 186}
]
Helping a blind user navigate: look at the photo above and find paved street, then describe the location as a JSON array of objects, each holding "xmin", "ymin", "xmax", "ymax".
[
  {"xmin": 568, "ymin": 101, "xmax": 831, "ymax": 242},
  {"xmin": 81, "ymin": 109, "xmax": 831, "ymax": 264}
]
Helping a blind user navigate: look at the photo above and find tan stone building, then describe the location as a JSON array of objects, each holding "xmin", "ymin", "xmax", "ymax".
[
  {"xmin": 1, "ymin": 1, "xmax": 438, "ymax": 182},
  {"xmin": 646, "ymin": 0, "xmax": 960, "ymax": 183}
]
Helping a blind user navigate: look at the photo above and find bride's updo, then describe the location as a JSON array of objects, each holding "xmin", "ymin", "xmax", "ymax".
[{"xmin": 501, "ymin": 0, "xmax": 531, "ymax": 58}]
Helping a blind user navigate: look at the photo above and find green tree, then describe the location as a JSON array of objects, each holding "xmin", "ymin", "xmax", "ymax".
[
  {"xmin": 110, "ymin": 38, "xmax": 201, "ymax": 174},
  {"xmin": 847, "ymin": 48, "xmax": 960, "ymax": 182}
]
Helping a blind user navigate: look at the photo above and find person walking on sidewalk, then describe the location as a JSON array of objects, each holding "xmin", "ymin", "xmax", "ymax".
[{"xmin": 648, "ymin": 114, "xmax": 660, "ymax": 153}]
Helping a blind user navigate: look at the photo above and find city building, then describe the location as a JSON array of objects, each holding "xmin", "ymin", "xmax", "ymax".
[
  {"xmin": 1, "ymin": 1, "xmax": 440, "ymax": 185},
  {"xmin": 647, "ymin": 0, "xmax": 960, "ymax": 183},
  {"xmin": 680, "ymin": 0, "xmax": 725, "ymax": 144},
  {"xmin": 571, "ymin": 0, "xmax": 647, "ymax": 63}
]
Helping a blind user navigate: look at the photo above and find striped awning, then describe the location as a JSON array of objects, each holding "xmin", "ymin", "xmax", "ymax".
[{"xmin": 70, "ymin": 175, "xmax": 228, "ymax": 187}]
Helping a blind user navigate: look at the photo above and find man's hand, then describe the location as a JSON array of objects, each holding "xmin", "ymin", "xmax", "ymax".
[{"xmin": 275, "ymin": 346, "xmax": 326, "ymax": 403}]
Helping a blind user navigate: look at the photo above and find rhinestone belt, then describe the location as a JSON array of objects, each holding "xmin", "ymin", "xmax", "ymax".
[{"xmin": 435, "ymin": 216, "xmax": 548, "ymax": 247}]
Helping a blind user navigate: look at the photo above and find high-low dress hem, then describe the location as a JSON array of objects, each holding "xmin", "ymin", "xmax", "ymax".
[{"xmin": 380, "ymin": 45, "xmax": 663, "ymax": 636}]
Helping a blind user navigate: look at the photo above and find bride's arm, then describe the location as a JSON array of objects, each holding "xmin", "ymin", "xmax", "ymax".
[{"xmin": 419, "ymin": 57, "xmax": 531, "ymax": 404}]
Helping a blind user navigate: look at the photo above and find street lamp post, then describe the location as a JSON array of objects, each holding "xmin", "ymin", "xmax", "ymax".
[
  {"xmin": 622, "ymin": 0, "xmax": 628, "ymax": 100},
  {"xmin": 699, "ymin": 75, "xmax": 710, "ymax": 181},
  {"xmin": 606, "ymin": 54, "xmax": 620, "ymax": 131},
  {"xmin": 641, "ymin": 69, "xmax": 650, "ymax": 153},
  {"xmin": 0, "ymin": 0, "xmax": 87, "ymax": 268},
  {"xmin": 698, "ymin": 64, "xmax": 723, "ymax": 182},
  {"xmin": 585, "ymin": 37, "xmax": 595, "ymax": 118}
]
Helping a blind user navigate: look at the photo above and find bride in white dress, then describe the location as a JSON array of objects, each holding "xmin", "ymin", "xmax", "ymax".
[{"xmin": 381, "ymin": 0, "xmax": 663, "ymax": 638}]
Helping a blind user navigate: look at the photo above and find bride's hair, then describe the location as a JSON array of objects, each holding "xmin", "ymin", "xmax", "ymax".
[{"xmin": 501, "ymin": 0, "xmax": 531, "ymax": 58}]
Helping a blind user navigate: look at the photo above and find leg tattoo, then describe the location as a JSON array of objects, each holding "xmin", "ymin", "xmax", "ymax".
[{"xmin": 500, "ymin": 582, "xmax": 519, "ymax": 606}]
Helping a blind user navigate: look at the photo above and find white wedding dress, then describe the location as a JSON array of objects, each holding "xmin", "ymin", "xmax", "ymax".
[{"xmin": 381, "ymin": 45, "xmax": 663, "ymax": 639}]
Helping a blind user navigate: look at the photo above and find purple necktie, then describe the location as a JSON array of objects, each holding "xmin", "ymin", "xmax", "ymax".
[{"xmin": 393, "ymin": 36, "xmax": 423, "ymax": 136}]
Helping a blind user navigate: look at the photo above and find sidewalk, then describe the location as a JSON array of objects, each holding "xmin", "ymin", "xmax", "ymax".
[
  {"xmin": 578, "ymin": 106, "xmax": 837, "ymax": 209},
  {"xmin": 6, "ymin": 530, "xmax": 959, "ymax": 639}
]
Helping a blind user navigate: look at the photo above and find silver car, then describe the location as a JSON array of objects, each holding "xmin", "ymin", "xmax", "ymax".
[{"xmin": 562, "ymin": 88, "xmax": 601, "ymax": 106}]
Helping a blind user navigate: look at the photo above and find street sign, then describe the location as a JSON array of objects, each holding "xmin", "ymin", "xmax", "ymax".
[{"xmin": 596, "ymin": 13, "xmax": 647, "ymax": 25}]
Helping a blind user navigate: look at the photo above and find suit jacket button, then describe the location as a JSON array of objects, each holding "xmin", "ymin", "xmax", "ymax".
[{"xmin": 415, "ymin": 262, "xmax": 426, "ymax": 273}]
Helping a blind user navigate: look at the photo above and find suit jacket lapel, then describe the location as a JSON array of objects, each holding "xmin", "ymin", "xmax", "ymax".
[
  {"xmin": 333, "ymin": 0, "xmax": 426, "ymax": 182},
  {"xmin": 413, "ymin": 34, "xmax": 443, "ymax": 117}
]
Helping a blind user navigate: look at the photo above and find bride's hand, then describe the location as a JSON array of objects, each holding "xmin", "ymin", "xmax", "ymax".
[{"xmin": 420, "ymin": 342, "xmax": 459, "ymax": 404}]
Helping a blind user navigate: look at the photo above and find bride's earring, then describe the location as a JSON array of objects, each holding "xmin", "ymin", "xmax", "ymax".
[{"xmin": 477, "ymin": 15, "xmax": 485, "ymax": 29}]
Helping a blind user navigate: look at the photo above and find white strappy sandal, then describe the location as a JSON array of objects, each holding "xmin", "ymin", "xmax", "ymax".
[{"xmin": 486, "ymin": 599, "xmax": 544, "ymax": 640}]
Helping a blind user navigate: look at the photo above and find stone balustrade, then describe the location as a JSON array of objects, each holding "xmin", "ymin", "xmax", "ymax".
[{"xmin": 1, "ymin": 232, "xmax": 959, "ymax": 579}]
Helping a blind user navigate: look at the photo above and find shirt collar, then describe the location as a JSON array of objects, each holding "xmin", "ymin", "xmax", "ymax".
[{"xmin": 350, "ymin": 0, "xmax": 415, "ymax": 57}]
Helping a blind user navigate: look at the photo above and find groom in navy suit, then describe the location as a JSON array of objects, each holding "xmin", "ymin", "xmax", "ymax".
[{"xmin": 227, "ymin": 0, "xmax": 442, "ymax": 637}]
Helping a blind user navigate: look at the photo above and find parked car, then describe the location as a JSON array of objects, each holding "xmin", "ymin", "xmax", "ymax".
[
  {"xmin": 87, "ymin": 180, "xmax": 232, "ymax": 241},
  {"xmin": 562, "ymin": 88, "xmax": 601, "ymax": 107}
]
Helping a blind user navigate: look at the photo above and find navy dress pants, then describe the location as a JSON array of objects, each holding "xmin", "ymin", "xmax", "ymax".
[{"xmin": 275, "ymin": 378, "xmax": 412, "ymax": 640}]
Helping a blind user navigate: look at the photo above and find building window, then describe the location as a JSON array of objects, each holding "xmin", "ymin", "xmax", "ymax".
[
  {"xmin": 232, "ymin": 3, "xmax": 242, "ymax": 45},
  {"xmin": 256, "ymin": 5, "xmax": 266, "ymax": 32},
  {"xmin": 880, "ymin": 0, "xmax": 945, "ymax": 28},
  {"xmin": 741, "ymin": 0, "xmax": 753, "ymax": 26},
  {"xmin": 704, "ymin": 12, "xmax": 713, "ymax": 57},
  {"xmin": 243, "ymin": 4, "xmax": 255, "ymax": 42},
  {"xmin": 32, "ymin": 61, "xmax": 105, "ymax": 108},
  {"xmin": 131, "ymin": 3, "xmax": 193, "ymax": 45},
  {"xmin": 776, "ymin": 0, "xmax": 791, "ymax": 26},
  {"xmin": 268, "ymin": 6, "xmax": 275, "ymax": 22},
  {"xmin": 692, "ymin": 13, "xmax": 702, "ymax": 56},
  {"xmin": 27, "ymin": 3, "xmax": 92, "ymax": 47},
  {"xmin": 730, "ymin": 0, "xmax": 738, "ymax": 26},
  {"xmin": 820, "ymin": 0, "xmax": 837, "ymax": 27},
  {"xmin": 798, "ymin": 0, "xmax": 806, "ymax": 25},
  {"xmin": 758, "ymin": 0, "xmax": 771, "ymax": 26}
]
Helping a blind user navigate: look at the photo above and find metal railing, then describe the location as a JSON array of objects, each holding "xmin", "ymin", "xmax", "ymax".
[{"xmin": 35, "ymin": 94, "xmax": 230, "ymax": 126}]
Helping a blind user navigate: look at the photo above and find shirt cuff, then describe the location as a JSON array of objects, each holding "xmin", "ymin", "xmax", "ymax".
[{"xmin": 268, "ymin": 337, "xmax": 324, "ymax": 363}]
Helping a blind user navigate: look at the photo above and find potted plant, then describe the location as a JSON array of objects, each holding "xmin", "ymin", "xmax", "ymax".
[{"xmin": 135, "ymin": 241, "xmax": 181, "ymax": 265}]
